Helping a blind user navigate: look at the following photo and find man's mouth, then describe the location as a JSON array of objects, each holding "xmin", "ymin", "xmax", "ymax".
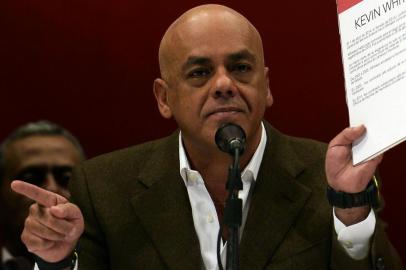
[{"xmin": 206, "ymin": 107, "xmax": 244, "ymax": 117}]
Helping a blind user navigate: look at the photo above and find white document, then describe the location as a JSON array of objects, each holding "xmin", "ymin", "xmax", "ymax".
[{"xmin": 337, "ymin": 0, "xmax": 406, "ymax": 165}]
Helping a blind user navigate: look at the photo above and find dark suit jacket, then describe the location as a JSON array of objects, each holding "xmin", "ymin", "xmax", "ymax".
[{"xmin": 70, "ymin": 123, "xmax": 403, "ymax": 269}]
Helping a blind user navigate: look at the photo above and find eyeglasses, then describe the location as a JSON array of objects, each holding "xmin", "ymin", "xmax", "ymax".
[{"xmin": 14, "ymin": 165, "xmax": 73, "ymax": 188}]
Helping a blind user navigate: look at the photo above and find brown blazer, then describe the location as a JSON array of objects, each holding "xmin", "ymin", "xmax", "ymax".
[{"xmin": 70, "ymin": 123, "xmax": 403, "ymax": 269}]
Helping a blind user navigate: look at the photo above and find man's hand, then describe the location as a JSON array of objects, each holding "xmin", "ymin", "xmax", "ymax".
[
  {"xmin": 11, "ymin": 180, "xmax": 84, "ymax": 263},
  {"xmin": 325, "ymin": 125, "xmax": 383, "ymax": 225}
]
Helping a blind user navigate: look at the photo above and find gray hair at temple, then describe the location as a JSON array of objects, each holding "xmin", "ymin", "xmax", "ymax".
[{"xmin": 0, "ymin": 120, "xmax": 85, "ymax": 183}]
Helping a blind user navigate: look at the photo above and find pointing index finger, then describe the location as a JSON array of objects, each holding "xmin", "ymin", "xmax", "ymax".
[{"xmin": 11, "ymin": 180, "xmax": 68, "ymax": 207}]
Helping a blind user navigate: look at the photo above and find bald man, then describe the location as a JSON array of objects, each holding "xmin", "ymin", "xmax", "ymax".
[{"xmin": 13, "ymin": 4, "xmax": 402, "ymax": 270}]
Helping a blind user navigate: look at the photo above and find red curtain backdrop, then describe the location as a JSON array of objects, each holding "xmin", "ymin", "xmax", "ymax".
[{"xmin": 1, "ymin": 0, "xmax": 405, "ymax": 262}]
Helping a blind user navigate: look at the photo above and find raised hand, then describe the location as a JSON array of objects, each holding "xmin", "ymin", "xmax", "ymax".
[
  {"xmin": 325, "ymin": 125, "xmax": 383, "ymax": 225},
  {"xmin": 11, "ymin": 180, "xmax": 84, "ymax": 263}
]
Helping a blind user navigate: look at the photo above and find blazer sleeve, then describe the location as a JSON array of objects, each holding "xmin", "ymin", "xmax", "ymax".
[{"xmin": 69, "ymin": 166, "xmax": 110, "ymax": 270}]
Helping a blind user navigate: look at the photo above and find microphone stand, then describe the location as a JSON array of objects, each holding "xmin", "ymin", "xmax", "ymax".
[{"xmin": 224, "ymin": 147, "xmax": 243, "ymax": 270}]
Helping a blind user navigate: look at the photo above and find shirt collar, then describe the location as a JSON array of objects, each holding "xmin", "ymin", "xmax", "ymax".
[
  {"xmin": 2, "ymin": 247, "xmax": 13, "ymax": 263},
  {"xmin": 179, "ymin": 122, "xmax": 267, "ymax": 184}
]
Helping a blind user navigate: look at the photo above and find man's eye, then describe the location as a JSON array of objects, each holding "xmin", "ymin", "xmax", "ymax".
[
  {"xmin": 19, "ymin": 172, "xmax": 36, "ymax": 181},
  {"xmin": 234, "ymin": 63, "xmax": 252, "ymax": 73},
  {"xmin": 188, "ymin": 68, "xmax": 211, "ymax": 78}
]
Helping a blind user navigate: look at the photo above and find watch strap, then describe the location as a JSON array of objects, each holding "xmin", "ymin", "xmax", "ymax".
[
  {"xmin": 34, "ymin": 250, "xmax": 77, "ymax": 270},
  {"xmin": 326, "ymin": 176, "xmax": 380, "ymax": 209}
]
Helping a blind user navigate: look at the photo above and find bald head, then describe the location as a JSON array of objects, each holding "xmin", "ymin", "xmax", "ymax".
[
  {"xmin": 158, "ymin": 4, "xmax": 265, "ymax": 82},
  {"xmin": 153, "ymin": 4, "xmax": 272, "ymax": 158}
]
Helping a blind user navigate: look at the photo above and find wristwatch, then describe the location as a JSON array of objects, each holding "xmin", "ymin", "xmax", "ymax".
[
  {"xmin": 35, "ymin": 250, "xmax": 77, "ymax": 270},
  {"xmin": 326, "ymin": 176, "xmax": 380, "ymax": 209}
]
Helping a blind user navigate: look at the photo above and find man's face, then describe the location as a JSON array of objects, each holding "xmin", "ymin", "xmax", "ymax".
[
  {"xmin": 0, "ymin": 135, "xmax": 81, "ymax": 238},
  {"xmin": 157, "ymin": 11, "xmax": 273, "ymax": 152}
]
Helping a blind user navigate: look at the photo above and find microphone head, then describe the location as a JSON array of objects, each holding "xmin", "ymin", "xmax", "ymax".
[{"xmin": 215, "ymin": 123, "xmax": 246, "ymax": 155}]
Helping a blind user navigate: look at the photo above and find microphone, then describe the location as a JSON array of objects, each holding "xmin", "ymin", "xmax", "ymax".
[
  {"xmin": 215, "ymin": 123, "xmax": 246, "ymax": 270},
  {"xmin": 215, "ymin": 123, "xmax": 246, "ymax": 156}
]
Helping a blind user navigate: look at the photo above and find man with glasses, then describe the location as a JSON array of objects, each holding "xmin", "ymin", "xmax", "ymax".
[{"xmin": 0, "ymin": 121, "xmax": 85, "ymax": 270}]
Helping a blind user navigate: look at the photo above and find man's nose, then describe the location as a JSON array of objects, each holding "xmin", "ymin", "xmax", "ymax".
[
  {"xmin": 43, "ymin": 173, "xmax": 68, "ymax": 197},
  {"xmin": 43, "ymin": 173, "xmax": 59, "ymax": 192},
  {"xmin": 211, "ymin": 68, "xmax": 237, "ymax": 98},
  {"xmin": 42, "ymin": 172, "xmax": 70, "ymax": 198}
]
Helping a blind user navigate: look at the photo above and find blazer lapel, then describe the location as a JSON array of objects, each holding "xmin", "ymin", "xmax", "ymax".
[
  {"xmin": 240, "ymin": 124, "xmax": 312, "ymax": 269},
  {"xmin": 130, "ymin": 134, "xmax": 201, "ymax": 270}
]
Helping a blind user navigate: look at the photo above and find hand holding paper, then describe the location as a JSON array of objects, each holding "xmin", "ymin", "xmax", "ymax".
[{"xmin": 325, "ymin": 126, "xmax": 382, "ymax": 225}]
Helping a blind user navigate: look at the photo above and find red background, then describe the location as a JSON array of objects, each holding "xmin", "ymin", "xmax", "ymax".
[{"xmin": 1, "ymin": 0, "xmax": 405, "ymax": 263}]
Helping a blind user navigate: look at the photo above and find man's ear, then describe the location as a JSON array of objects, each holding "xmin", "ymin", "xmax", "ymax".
[
  {"xmin": 153, "ymin": 78, "xmax": 173, "ymax": 119},
  {"xmin": 264, "ymin": 67, "xmax": 273, "ymax": 107}
]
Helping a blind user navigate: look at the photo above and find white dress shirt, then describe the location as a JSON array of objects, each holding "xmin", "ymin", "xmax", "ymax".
[{"xmin": 179, "ymin": 123, "xmax": 267, "ymax": 270}]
